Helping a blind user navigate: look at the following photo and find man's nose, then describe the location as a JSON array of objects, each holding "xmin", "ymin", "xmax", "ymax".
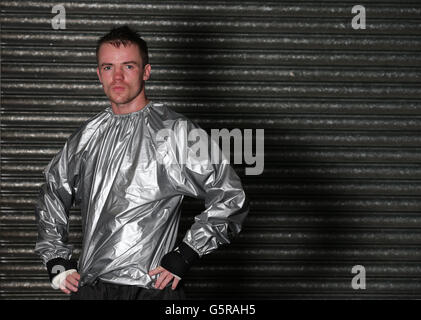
[{"xmin": 113, "ymin": 67, "xmax": 124, "ymax": 80}]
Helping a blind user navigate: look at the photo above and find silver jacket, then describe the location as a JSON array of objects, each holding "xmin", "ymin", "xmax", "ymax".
[{"xmin": 34, "ymin": 101, "xmax": 248, "ymax": 288}]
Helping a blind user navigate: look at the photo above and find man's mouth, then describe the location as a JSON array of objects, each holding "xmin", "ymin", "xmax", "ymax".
[{"xmin": 112, "ymin": 86, "xmax": 126, "ymax": 92}]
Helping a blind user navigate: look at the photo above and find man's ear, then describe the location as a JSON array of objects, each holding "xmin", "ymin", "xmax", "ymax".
[
  {"xmin": 96, "ymin": 67, "xmax": 102, "ymax": 84},
  {"xmin": 143, "ymin": 64, "xmax": 151, "ymax": 81}
]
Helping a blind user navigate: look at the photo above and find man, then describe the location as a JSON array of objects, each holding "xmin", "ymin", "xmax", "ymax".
[{"xmin": 34, "ymin": 25, "xmax": 248, "ymax": 300}]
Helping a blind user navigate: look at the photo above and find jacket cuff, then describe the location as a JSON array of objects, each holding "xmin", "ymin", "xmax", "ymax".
[
  {"xmin": 46, "ymin": 257, "xmax": 78, "ymax": 282},
  {"xmin": 160, "ymin": 242, "xmax": 199, "ymax": 279}
]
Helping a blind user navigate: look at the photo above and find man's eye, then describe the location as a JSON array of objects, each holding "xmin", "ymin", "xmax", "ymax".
[
  {"xmin": 126, "ymin": 65, "xmax": 134, "ymax": 69},
  {"xmin": 103, "ymin": 66, "xmax": 111, "ymax": 71}
]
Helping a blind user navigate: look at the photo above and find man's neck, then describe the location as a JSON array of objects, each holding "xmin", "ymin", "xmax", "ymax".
[{"xmin": 111, "ymin": 98, "xmax": 150, "ymax": 115}]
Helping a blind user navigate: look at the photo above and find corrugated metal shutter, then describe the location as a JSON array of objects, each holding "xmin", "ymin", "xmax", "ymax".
[{"xmin": 1, "ymin": 0, "xmax": 421, "ymax": 299}]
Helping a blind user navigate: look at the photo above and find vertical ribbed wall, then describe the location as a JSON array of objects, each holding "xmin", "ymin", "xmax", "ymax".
[{"xmin": 1, "ymin": 1, "xmax": 420, "ymax": 299}]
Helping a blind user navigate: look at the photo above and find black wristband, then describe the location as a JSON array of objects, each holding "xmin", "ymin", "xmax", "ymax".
[
  {"xmin": 160, "ymin": 242, "xmax": 199, "ymax": 279},
  {"xmin": 46, "ymin": 257, "xmax": 78, "ymax": 282}
]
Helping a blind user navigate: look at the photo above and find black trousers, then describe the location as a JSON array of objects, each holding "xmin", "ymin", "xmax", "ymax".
[{"xmin": 70, "ymin": 279, "xmax": 186, "ymax": 300}]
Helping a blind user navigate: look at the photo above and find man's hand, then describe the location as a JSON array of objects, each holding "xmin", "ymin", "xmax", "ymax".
[
  {"xmin": 60, "ymin": 271, "xmax": 80, "ymax": 294},
  {"xmin": 148, "ymin": 266, "xmax": 180, "ymax": 290}
]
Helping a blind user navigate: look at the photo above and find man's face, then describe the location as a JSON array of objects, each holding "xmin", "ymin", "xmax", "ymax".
[{"xmin": 96, "ymin": 42, "xmax": 150, "ymax": 107}]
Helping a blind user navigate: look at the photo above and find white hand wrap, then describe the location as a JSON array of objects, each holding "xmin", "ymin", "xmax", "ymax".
[{"xmin": 51, "ymin": 269, "xmax": 77, "ymax": 290}]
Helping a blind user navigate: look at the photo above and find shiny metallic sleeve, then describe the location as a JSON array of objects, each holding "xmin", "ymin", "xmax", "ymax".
[
  {"xmin": 34, "ymin": 138, "xmax": 79, "ymax": 265},
  {"xmin": 171, "ymin": 119, "xmax": 249, "ymax": 257}
]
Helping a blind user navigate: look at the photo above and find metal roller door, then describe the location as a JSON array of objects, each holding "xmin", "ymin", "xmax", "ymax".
[{"xmin": 1, "ymin": 1, "xmax": 421, "ymax": 299}]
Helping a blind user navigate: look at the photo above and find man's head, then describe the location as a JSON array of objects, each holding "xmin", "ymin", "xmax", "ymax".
[{"xmin": 96, "ymin": 26, "xmax": 151, "ymax": 113}]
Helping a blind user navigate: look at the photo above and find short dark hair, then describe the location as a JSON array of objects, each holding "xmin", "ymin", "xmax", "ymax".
[{"xmin": 96, "ymin": 25, "xmax": 149, "ymax": 66}]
